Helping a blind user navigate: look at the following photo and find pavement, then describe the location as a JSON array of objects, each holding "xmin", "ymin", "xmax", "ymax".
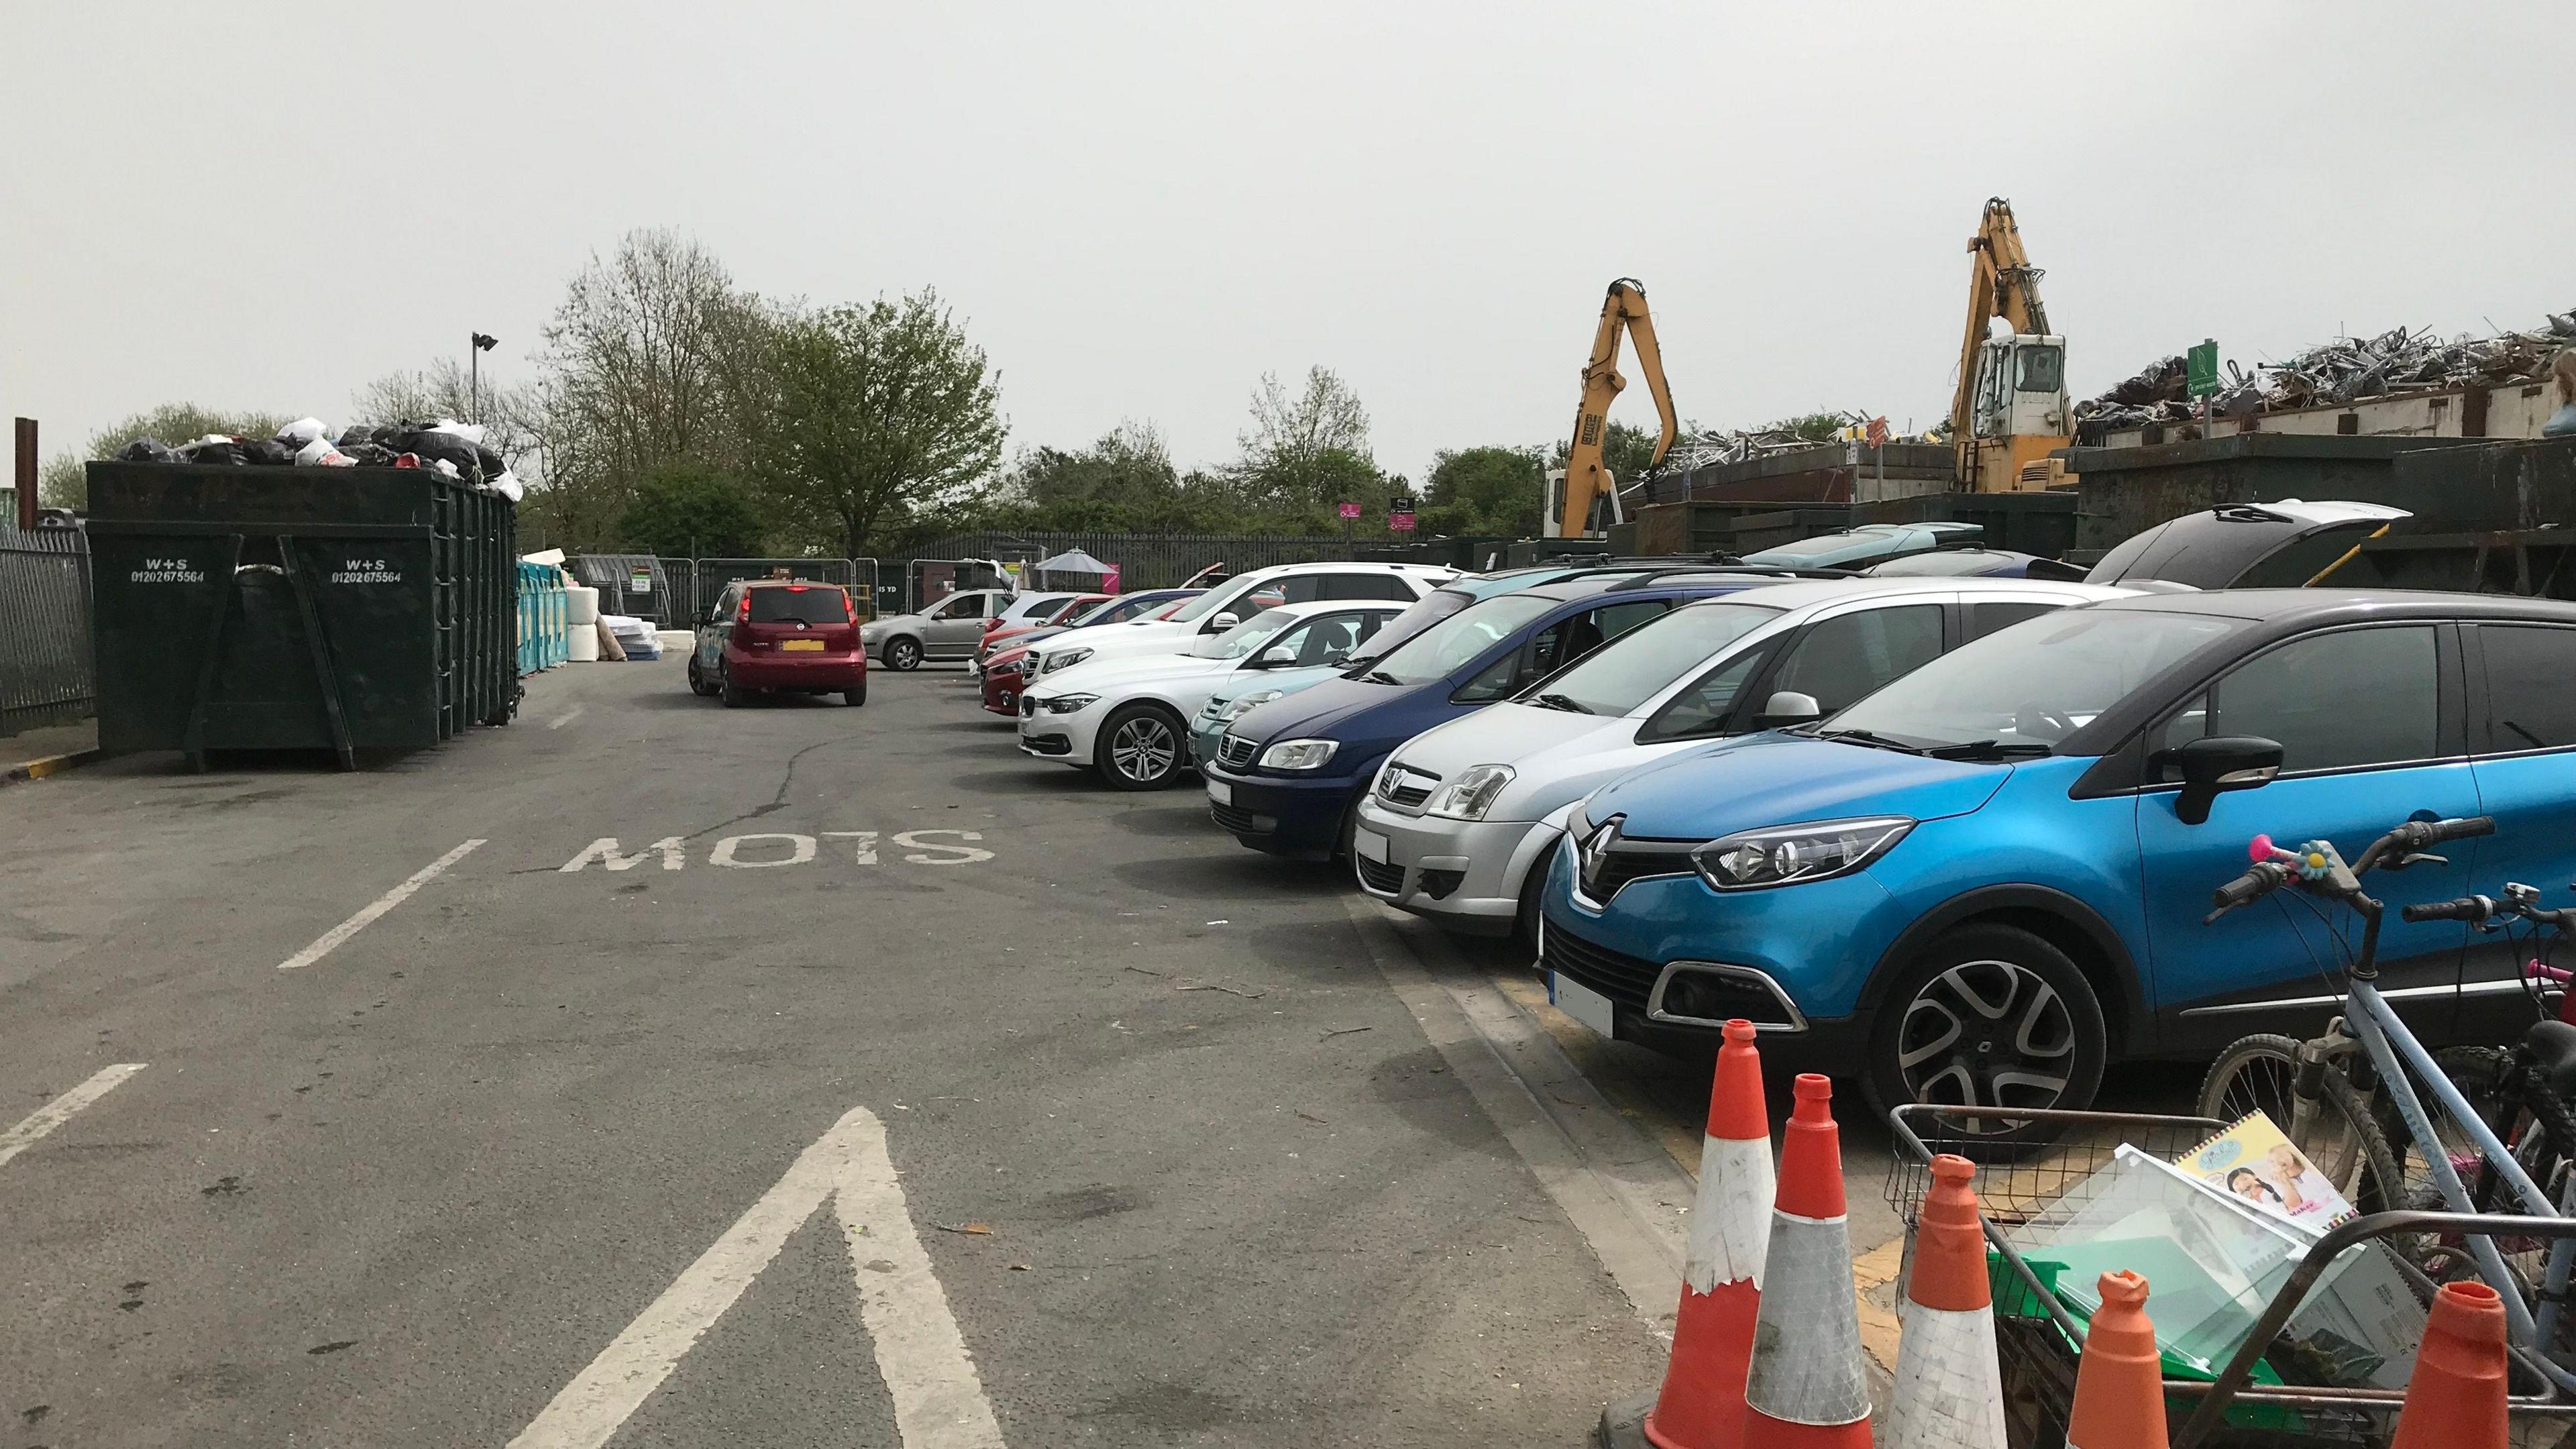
[
  {"xmin": 1, "ymin": 717, "xmax": 99, "ymax": 782},
  {"xmin": 3, "ymin": 660, "xmax": 1782, "ymax": 1448}
]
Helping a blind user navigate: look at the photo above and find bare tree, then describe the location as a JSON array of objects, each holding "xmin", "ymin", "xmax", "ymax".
[{"xmin": 350, "ymin": 358, "xmax": 538, "ymax": 473}]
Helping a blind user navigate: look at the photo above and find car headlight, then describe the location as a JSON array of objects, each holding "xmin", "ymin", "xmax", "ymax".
[
  {"xmin": 1038, "ymin": 694, "xmax": 1098, "ymax": 714},
  {"xmin": 1426, "ymin": 764, "xmax": 1515, "ymax": 821},
  {"xmin": 1258, "ymin": 738, "xmax": 1338, "ymax": 771},
  {"xmin": 1690, "ymin": 816, "xmax": 1914, "ymax": 892},
  {"xmin": 1044, "ymin": 647, "xmax": 1093, "ymax": 674},
  {"xmin": 1216, "ymin": 688, "xmax": 1284, "ymax": 723}
]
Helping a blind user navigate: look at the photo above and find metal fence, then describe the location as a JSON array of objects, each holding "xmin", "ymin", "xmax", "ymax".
[
  {"xmin": 1, "ymin": 521, "xmax": 95, "ymax": 737},
  {"xmin": 657, "ymin": 557, "xmax": 883, "ymax": 623}
]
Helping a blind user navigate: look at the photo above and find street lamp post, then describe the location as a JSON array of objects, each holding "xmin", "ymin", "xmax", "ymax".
[{"xmin": 470, "ymin": 332, "xmax": 498, "ymax": 423}]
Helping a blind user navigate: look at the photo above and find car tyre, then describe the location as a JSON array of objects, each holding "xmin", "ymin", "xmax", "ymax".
[
  {"xmin": 721, "ymin": 673, "xmax": 751, "ymax": 708},
  {"xmin": 885, "ymin": 637, "xmax": 922, "ymax": 672},
  {"xmin": 842, "ymin": 680, "xmax": 867, "ymax": 707},
  {"xmin": 1862, "ymin": 922, "xmax": 2106, "ymax": 1144},
  {"xmin": 687, "ymin": 658, "xmax": 719, "ymax": 697},
  {"xmin": 1095, "ymin": 704, "xmax": 1185, "ymax": 791}
]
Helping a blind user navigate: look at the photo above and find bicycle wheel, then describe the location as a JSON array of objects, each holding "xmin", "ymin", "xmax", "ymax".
[
  {"xmin": 2197, "ymin": 1033, "xmax": 2303, "ymax": 1124},
  {"xmin": 2421, "ymin": 1046, "xmax": 2571, "ymax": 1303}
]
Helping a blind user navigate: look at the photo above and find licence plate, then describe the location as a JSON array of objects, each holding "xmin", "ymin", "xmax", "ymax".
[
  {"xmin": 1205, "ymin": 779, "xmax": 1232, "ymax": 806},
  {"xmin": 1549, "ymin": 972, "xmax": 1617, "ymax": 1038},
  {"xmin": 1354, "ymin": 828, "xmax": 1389, "ymax": 864},
  {"xmin": 780, "ymin": 639, "xmax": 825, "ymax": 652}
]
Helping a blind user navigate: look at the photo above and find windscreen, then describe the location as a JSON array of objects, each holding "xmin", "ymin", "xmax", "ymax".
[
  {"xmin": 1519, "ymin": 602, "xmax": 1780, "ymax": 716},
  {"xmin": 748, "ymin": 588, "xmax": 851, "ymax": 624},
  {"xmin": 1741, "ymin": 531, "xmax": 1886, "ymax": 566},
  {"xmin": 1167, "ymin": 574, "xmax": 1265, "ymax": 624},
  {"xmin": 1360, "ymin": 594, "xmax": 1558, "ymax": 686},
  {"xmin": 1344, "ymin": 588, "xmax": 1473, "ymax": 664},
  {"xmin": 1867, "ymin": 551, "xmax": 2016, "ymax": 578},
  {"xmin": 1194, "ymin": 608, "xmax": 1300, "ymax": 659},
  {"xmin": 1827, "ymin": 608, "xmax": 2241, "ymax": 751}
]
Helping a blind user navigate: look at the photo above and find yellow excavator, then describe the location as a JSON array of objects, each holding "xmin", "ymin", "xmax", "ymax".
[
  {"xmin": 1548, "ymin": 278, "xmax": 1679, "ymax": 538},
  {"xmin": 1949, "ymin": 199, "xmax": 2072, "ymax": 491}
]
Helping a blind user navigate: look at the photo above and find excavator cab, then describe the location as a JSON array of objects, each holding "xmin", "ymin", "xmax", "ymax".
[
  {"xmin": 1971, "ymin": 334, "xmax": 2070, "ymax": 443},
  {"xmin": 1543, "ymin": 468, "xmax": 1621, "ymax": 539}
]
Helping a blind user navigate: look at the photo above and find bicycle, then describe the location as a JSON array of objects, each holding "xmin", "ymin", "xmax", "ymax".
[{"xmin": 2193, "ymin": 814, "xmax": 2576, "ymax": 1389}]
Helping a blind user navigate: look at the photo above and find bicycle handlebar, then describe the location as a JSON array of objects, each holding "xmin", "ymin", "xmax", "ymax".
[
  {"xmin": 2402, "ymin": 894, "xmax": 2498, "ymax": 923},
  {"xmin": 2206, "ymin": 859, "xmax": 2296, "ymax": 922}
]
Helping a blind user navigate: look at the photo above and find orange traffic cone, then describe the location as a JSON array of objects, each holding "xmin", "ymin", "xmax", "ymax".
[
  {"xmin": 2391, "ymin": 1280, "xmax": 2509, "ymax": 1449},
  {"xmin": 2064, "ymin": 1271, "xmax": 2164, "ymax": 1449},
  {"xmin": 1644, "ymin": 1019, "xmax": 1773, "ymax": 1449},
  {"xmin": 1882, "ymin": 1155, "xmax": 2007, "ymax": 1448},
  {"xmin": 1738, "ymin": 1073, "xmax": 1871, "ymax": 1448}
]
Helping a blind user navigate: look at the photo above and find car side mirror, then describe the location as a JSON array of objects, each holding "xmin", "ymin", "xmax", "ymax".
[
  {"xmin": 2163, "ymin": 735, "xmax": 2284, "ymax": 825},
  {"xmin": 1754, "ymin": 690, "xmax": 1823, "ymax": 729},
  {"xmin": 1253, "ymin": 645, "xmax": 1295, "ymax": 667},
  {"xmin": 1209, "ymin": 612, "xmax": 1239, "ymax": 630}
]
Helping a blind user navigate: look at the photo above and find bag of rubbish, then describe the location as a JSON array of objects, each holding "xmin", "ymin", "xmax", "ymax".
[
  {"xmin": 115, "ymin": 438, "xmax": 176, "ymax": 463},
  {"xmin": 389, "ymin": 429, "xmax": 484, "ymax": 479},
  {"xmin": 175, "ymin": 436, "xmax": 248, "ymax": 466},
  {"xmin": 293, "ymin": 436, "xmax": 353, "ymax": 467},
  {"xmin": 275, "ymin": 418, "xmax": 332, "ymax": 448},
  {"xmin": 425, "ymin": 419, "xmax": 488, "ymax": 447},
  {"xmin": 239, "ymin": 437, "xmax": 294, "ymax": 466},
  {"xmin": 340, "ymin": 442, "xmax": 399, "ymax": 467},
  {"xmin": 485, "ymin": 470, "xmax": 525, "ymax": 502}
]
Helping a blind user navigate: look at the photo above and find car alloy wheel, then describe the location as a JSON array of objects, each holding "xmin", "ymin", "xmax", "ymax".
[
  {"xmin": 887, "ymin": 638, "xmax": 922, "ymax": 671},
  {"xmin": 1867, "ymin": 922, "xmax": 2104, "ymax": 1140},
  {"xmin": 1894, "ymin": 959, "xmax": 2076, "ymax": 1114},
  {"xmin": 1100, "ymin": 706, "xmax": 1182, "ymax": 790}
]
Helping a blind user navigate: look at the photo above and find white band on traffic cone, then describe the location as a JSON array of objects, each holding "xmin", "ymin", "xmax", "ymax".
[
  {"xmin": 1744, "ymin": 1210, "xmax": 1870, "ymax": 1427},
  {"xmin": 1684, "ymin": 1132, "xmax": 1774, "ymax": 1295},
  {"xmin": 1884, "ymin": 1299, "xmax": 2008, "ymax": 1449}
]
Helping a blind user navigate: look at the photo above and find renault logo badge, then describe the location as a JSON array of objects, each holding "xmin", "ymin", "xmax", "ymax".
[{"xmin": 1580, "ymin": 815, "xmax": 1625, "ymax": 894}]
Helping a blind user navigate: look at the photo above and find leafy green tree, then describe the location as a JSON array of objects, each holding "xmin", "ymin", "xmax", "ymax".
[
  {"xmin": 996, "ymin": 421, "xmax": 1202, "ymax": 531},
  {"xmin": 1549, "ymin": 419, "xmax": 1668, "ymax": 491},
  {"xmin": 38, "ymin": 403, "xmax": 288, "ymax": 508},
  {"xmin": 617, "ymin": 459, "xmax": 769, "ymax": 556},
  {"xmin": 749, "ymin": 288, "xmax": 1006, "ymax": 557},
  {"xmin": 1225, "ymin": 368, "xmax": 1384, "ymax": 531},
  {"xmin": 1419, "ymin": 445, "xmax": 1544, "ymax": 536}
]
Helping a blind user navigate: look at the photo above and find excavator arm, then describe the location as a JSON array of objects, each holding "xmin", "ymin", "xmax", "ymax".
[
  {"xmin": 1556, "ymin": 278, "xmax": 1678, "ymax": 539},
  {"xmin": 1948, "ymin": 199, "xmax": 2068, "ymax": 490}
]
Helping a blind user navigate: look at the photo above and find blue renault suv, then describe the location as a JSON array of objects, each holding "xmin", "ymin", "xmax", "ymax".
[
  {"xmin": 1541, "ymin": 590, "xmax": 2576, "ymax": 1125},
  {"xmin": 1201, "ymin": 571, "xmax": 1790, "ymax": 859}
]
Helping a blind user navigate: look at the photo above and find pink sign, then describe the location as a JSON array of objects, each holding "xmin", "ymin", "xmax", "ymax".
[
  {"xmin": 1389, "ymin": 512, "xmax": 1416, "ymax": 532},
  {"xmin": 1337, "ymin": 502, "xmax": 1362, "ymax": 520},
  {"xmin": 1102, "ymin": 564, "xmax": 1120, "ymax": 592}
]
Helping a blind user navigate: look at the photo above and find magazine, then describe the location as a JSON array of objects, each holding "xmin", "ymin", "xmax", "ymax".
[{"xmin": 2180, "ymin": 1110, "xmax": 2358, "ymax": 1227}]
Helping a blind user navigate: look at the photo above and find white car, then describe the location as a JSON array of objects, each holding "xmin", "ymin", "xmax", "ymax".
[
  {"xmin": 1023, "ymin": 560, "xmax": 1454, "ymax": 680},
  {"xmin": 1352, "ymin": 578, "xmax": 2136, "ymax": 938},
  {"xmin": 1018, "ymin": 600, "xmax": 1405, "ymax": 790}
]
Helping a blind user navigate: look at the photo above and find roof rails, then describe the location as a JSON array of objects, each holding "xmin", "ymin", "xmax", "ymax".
[{"xmin": 1602, "ymin": 563, "xmax": 1859, "ymax": 590}]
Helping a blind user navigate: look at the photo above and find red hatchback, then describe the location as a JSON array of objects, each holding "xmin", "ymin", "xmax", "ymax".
[{"xmin": 719, "ymin": 582, "xmax": 867, "ymax": 708}]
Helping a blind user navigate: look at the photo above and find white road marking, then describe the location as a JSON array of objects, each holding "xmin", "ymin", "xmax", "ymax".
[
  {"xmin": 892, "ymin": 829, "xmax": 994, "ymax": 865},
  {"xmin": 276, "ymin": 839, "xmax": 486, "ymax": 970},
  {"xmin": 1, "ymin": 1063, "xmax": 148, "ymax": 1171},
  {"xmin": 507, "ymin": 1106, "xmax": 1002, "ymax": 1449},
  {"xmin": 558, "ymin": 837, "xmax": 686, "ymax": 872},
  {"xmin": 710, "ymin": 833, "xmax": 817, "ymax": 868},
  {"xmin": 824, "ymin": 830, "xmax": 881, "ymax": 865},
  {"xmin": 547, "ymin": 705, "xmax": 586, "ymax": 730}
]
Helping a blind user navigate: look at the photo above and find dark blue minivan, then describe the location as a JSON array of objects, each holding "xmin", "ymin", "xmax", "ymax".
[{"xmin": 1198, "ymin": 572, "xmax": 1789, "ymax": 858}]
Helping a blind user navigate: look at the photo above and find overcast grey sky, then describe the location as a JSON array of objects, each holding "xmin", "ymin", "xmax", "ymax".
[{"xmin": 5, "ymin": 3, "xmax": 2569, "ymax": 481}]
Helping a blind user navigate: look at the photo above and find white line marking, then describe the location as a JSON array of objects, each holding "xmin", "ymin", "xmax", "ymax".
[
  {"xmin": 1, "ymin": 1064, "xmax": 148, "ymax": 1170},
  {"xmin": 276, "ymin": 839, "xmax": 486, "ymax": 971},
  {"xmin": 547, "ymin": 705, "xmax": 586, "ymax": 730},
  {"xmin": 508, "ymin": 1105, "xmax": 1003, "ymax": 1449}
]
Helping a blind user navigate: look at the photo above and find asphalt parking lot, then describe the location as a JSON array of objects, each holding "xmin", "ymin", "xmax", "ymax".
[{"xmin": 0, "ymin": 657, "xmax": 1977, "ymax": 1446}]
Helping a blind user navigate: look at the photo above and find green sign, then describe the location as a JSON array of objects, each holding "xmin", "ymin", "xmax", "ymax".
[{"xmin": 2186, "ymin": 339, "xmax": 2220, "ymax": 398}]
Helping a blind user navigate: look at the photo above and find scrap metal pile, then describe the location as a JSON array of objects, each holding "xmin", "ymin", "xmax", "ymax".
[
  {"xmin": 1659, "ymin": 412, "xmax": 1892, "ymax": 473},
  {"xmin": 2076, "ymin": 306, "xmax": 2576, "ymax": 433}
]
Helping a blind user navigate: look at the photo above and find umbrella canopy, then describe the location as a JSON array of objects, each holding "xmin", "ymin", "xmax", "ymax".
[{"xmin": 1031, "ymin": 547, "xmax": 1116, "ymax": 576}]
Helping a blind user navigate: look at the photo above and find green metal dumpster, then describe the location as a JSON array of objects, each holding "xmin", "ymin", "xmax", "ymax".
[{"xmin": 84, "ymin": 462, "xmax": 519, "ymax": 768}]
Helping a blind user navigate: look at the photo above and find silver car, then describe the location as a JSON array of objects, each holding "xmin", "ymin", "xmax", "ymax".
[{"xmin": 863, "ymin": 590, "xmax": 1082, "ymax": 670}]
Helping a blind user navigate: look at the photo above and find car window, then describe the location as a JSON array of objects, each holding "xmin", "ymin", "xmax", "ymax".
[
  {"xmin": 1523, "ymin": 601, "xmax": 1781, "ymax": 716},
  {"xmin": 748, "ymin": 587, "xmax": 852, "ymax": 624},
  {"xmin": 932, "ymin": 593, "xmax": 986, "ymax": 620},
  {"xmin": 2161, "ymin": 626, "xmax": 2439, "ymax": 774},
  {"xmin": 1265, "ymin": 612, "xmax": 1383, "ymax": 667},
  {"xmin": 1636, "ymin": 645, "xmax": 1776, "ymax": 743},
  {"xmin": 1515, "ymin": 600, "xmax": 1670, "ymax": 688},
  {"xmin": 2479, "ymin": 626, "xmax": 2576, "ymax": 752},
  {"xmin": 1966, "ymin": 600, "xmax": 2058, "ymax": 641},
  {"xmin": 1368, "ymin": 594, "xmax": 1558, "ymax": 687},
  {"xmin": 1767, "ymin": 604, "xmax": 1945, "ymax": 716},
  {"xmin": 712, "ymin": 584, "xmax": 745, "ymax": 622},
  {"xmin": 1200, "ymin": 607, "xmax": 1304, "ymax": 659},
  {"xmin": 2236, "ymin": 522, "xmax": 2392, "ymax": 588}
]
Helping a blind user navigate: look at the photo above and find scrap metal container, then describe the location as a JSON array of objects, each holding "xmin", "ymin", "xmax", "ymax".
[
  {"xmin": 84, "ymin": 462, "xmax": 518, "ymax": 767},
  {"xmin": 2061, "ymin": 433, "xmax": 2487, "ymax": 555}
]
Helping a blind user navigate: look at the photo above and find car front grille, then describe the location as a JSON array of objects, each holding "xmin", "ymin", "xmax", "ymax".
[
  {"xmin": 1020, "ymin": 695, "xmax": 1038, "ymax": 718},
  {"xmin": 1354, "ymin": 855, "xmax": 1405, "ymax": 895},
  {"xmin": 1217, "ymin": 733, "xmax": 1260, "ymax": 769},
  {"xmin": 1580, "ymin": 852, "xmax": 1696, "ymax": 902},
  {"xmin": 1541, "ymin": 917, "xmax": 1660, "ymax": 1014},
  {"xmin": 1377, "ymin": 763, "xmax": 1436, "ymax": 808},
  {"xmin": 1211, "ymin": 801, "xmax": 1271, "ymax": 835}
]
